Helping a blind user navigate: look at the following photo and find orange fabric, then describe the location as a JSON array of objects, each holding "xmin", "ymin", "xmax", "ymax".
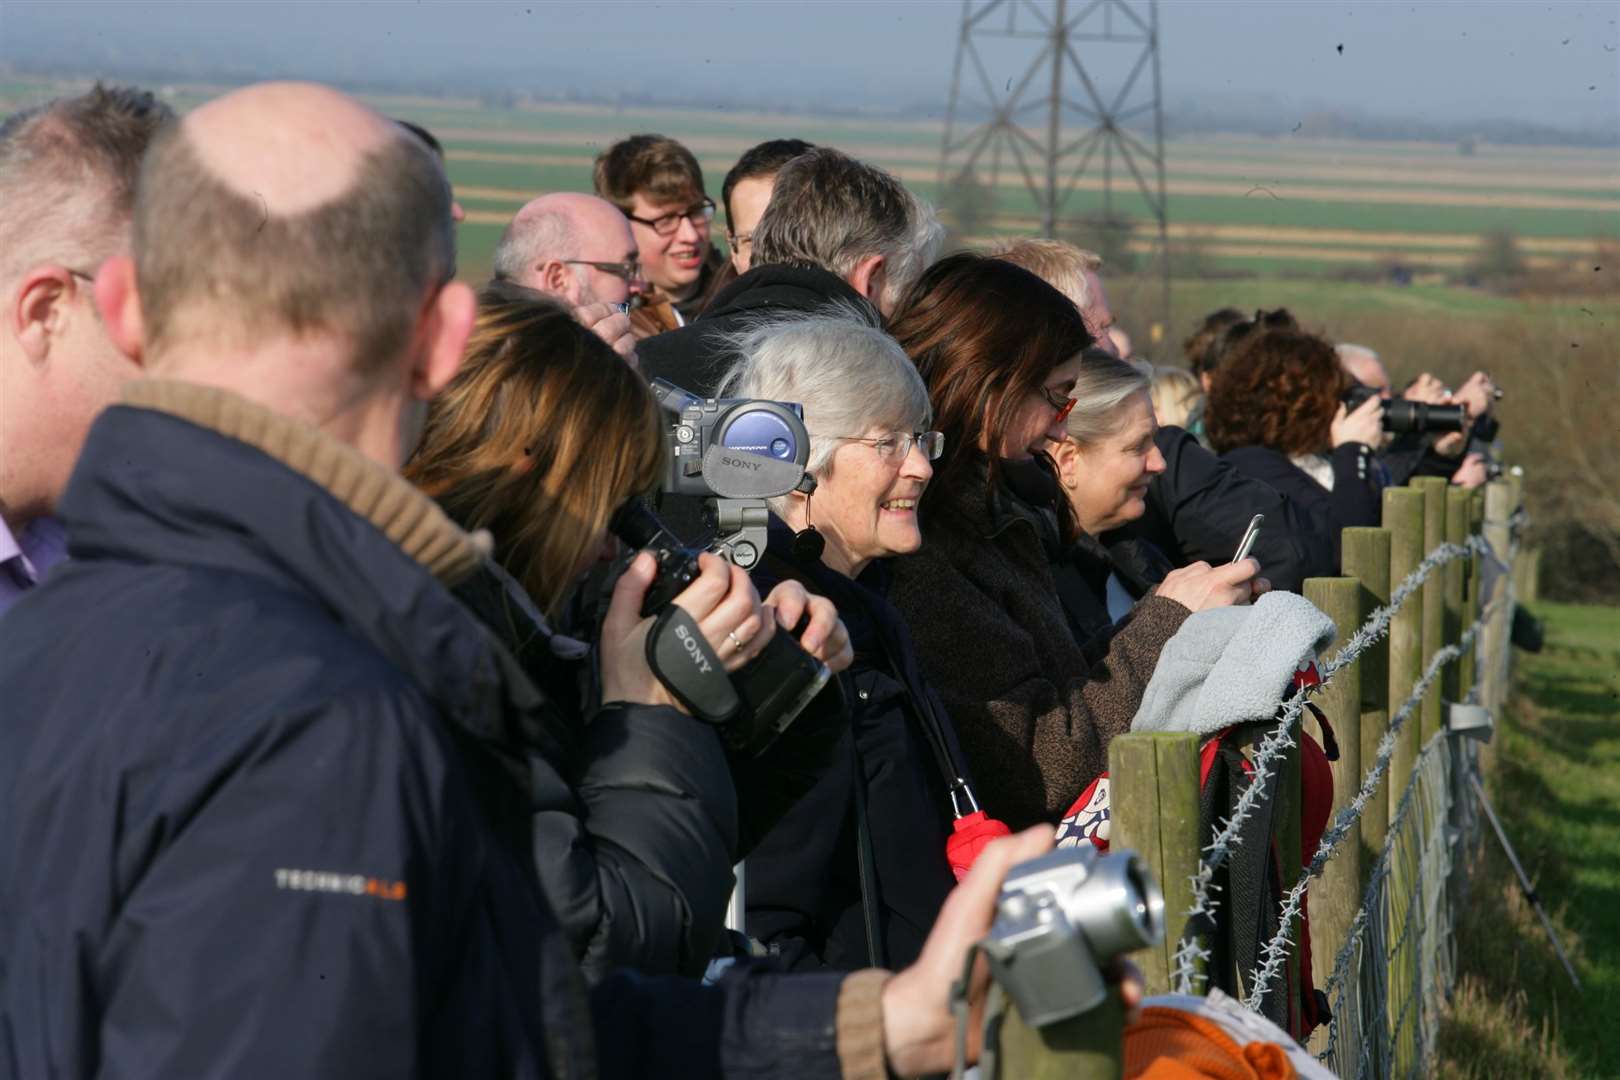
[{"xmin": 1124, "ymin": 1007, "xmax": 1297, "ymax": 1080}]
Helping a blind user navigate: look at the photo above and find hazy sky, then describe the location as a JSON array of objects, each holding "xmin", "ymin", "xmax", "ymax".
[{"xmin": 3, "ymin": 0, "xmax": 1617, "ymax": 132}]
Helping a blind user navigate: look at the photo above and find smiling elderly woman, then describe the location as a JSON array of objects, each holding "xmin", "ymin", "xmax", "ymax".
[{"xmin": 718, "ymin": 309, "xmax": 984, "ymax": 973}]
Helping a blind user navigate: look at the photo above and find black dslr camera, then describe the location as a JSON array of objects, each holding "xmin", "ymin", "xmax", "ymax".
[
  {"xmin": 606, "ymin": 380, "xmax": 829, "ymax": 756},
  {"xmin": 1343, "ymin": 383, "xmax": 1468, "ymax": 436}
]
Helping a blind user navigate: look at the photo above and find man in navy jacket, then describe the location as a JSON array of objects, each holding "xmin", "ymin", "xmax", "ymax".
[{"xmin": 0, "ymin": 81, "xmax": 1063, "ymax": 1079}]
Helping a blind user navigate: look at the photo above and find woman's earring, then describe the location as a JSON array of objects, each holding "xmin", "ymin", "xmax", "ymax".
[{"xmin": 792, "ymin": 492, "xmax": 826, "ymax": 563}]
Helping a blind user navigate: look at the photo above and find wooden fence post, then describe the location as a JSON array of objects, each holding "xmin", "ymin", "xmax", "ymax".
[
  {"xmin": 1302, "ymin": 578, "xmax": 1362, "ymax": 1004},
  {"xmin": 1340, "ymin": 527, "xmax": 1392, "ymax": 884},
  {"xmin": 1383, "ymin": 486, "xmax": 1426, "ymax": 1078},
  {"xmin": 1412, "ymin": 478, "xmax": 1448, "ymax": 744},
  {"xmin": 994, "ymin": 993, "xmax": 1124, "ymax": 1080},
  {"xmin": 1443, "ymin": 488, "xmax": 1471, "ymax": 708},
  {"xmin": 1108, "ymin": 731, "xmax": 1201, "ymax": 996},
  {"xmin": 1383, "ymin": 487, "xmax": 1426, "ymax": 820},
  {"xmin": 1479, "ymin": 481, "xmax": 1517, "ymax": 720},
  {"xmin": 1460, "ymin": 491, "xmax": 1485, "ymax": 699}
]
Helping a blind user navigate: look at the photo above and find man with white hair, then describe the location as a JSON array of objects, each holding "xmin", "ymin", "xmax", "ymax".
[
  {"xmin": 990, "ymin": 238, "xmax": 1118, "ymax": 354},
  {"xmin": 493, "ymin": 191, "xmax": 642, "ymax": 361},
  {"xmin": 1336, "ymin": 342, "xmax": 1491, "ymax": 488},
  {"xmin": 637, "ymin": 147, "xmax": 943, "ymax": 398},
  {"xmin": 0, "ymin": 84, "xmax": 173, "ymax": 613}
]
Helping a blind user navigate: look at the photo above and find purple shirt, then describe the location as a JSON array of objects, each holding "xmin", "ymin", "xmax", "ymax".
[{"xmin": 0, "ymin": 514, "xmax": 69, "ymax": 615}]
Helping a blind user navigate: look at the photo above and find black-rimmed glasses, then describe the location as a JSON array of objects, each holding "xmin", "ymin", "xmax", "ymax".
[
  {"xmin": 562, "ymin": 258, "xmax": 643, "ymax": 283},
  {"xmin": 627, "ymin": 198, "xmax": 715, "ymax": 237},
  {"xmin": 830, "ymin": 431, "xmax": 945, "ymax": 461}
]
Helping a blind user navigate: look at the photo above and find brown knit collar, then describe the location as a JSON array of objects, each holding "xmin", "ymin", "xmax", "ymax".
[{"xmin": 120, "ymin": 379, "xmax": 484, "ymax": 585}]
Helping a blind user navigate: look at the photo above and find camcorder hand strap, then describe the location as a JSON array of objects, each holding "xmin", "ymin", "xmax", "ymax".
[{"xmin": 645, "ymin": 606, "xmax": 742, "ymax": 724}]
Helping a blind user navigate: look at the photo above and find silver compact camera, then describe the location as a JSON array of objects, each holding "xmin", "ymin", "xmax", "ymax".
[{"xmin": 982, "ymin": 845, "xmax": 1165, "ymax": 1027}]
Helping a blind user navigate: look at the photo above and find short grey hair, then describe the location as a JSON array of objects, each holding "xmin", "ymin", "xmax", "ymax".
[
  {"xmin": 1064, "ymin": 347, "xmax": 1151, "ymax": 445},
  {"xmin": 751, "ymin": 148, "xmax": 917, "ymax": 288},
  {"xmin": 883, "ymin": 193, "xmax": 945, "ymax": 311},
  {"xmin": 492, "ymin": 206, "xmax": 578, "ymax": 282},
  {"xmin": 720, "ymin": 306, "xmax": 931, "ymax": 511},
  {"xmin": 0, "ymin": 83, "xmax": 174, "ymax": 281}
]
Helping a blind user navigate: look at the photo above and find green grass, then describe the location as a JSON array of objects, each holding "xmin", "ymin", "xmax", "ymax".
[{"xmin": 1435, "ymin": 602, "xmax": 1620, "ymax": 1077}]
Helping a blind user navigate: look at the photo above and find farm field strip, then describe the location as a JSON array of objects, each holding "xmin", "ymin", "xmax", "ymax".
[
  {"xmin": 443, "ymin": 148, "xmax": 1616, "ymax": 213},
  {"xmin": 436, "ymin": 126, "xmax": 1617, "ymax": 192}
]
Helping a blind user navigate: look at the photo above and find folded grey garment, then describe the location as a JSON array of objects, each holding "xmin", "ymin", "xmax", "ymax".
[
  {"xmin": 1143, "ymin": 990, "xmax": 1336, "ymax": 1079},
  {"xmin": 1132, "ymin": 590, "xmax": 1336, "ymax": 735}
]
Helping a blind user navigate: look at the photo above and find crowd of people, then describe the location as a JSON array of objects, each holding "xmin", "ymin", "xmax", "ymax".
[{"xmin": 0, "ymin": 80, "xmax": 1501, "ymax": 1078}]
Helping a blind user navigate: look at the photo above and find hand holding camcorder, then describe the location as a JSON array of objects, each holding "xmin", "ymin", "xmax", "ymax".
[{"xmin": 607, "ymin": 378, "xmax": 833, "ymax": 756}]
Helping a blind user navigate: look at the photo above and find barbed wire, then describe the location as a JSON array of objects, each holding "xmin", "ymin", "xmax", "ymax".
[
  {"xmin": 1316, "ymin": 524, "xmax": 1521, "ymax": 1064},
  {"xmin": 1168, "ymin": 534, "xmax": 1489, "ymax": 993},
  {"xmin": 1242, "ymin": 603, "xmax": 1496, "ymax": 1009}
]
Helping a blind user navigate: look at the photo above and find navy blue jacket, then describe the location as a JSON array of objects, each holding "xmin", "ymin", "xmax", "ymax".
[
  {"xmin": 0, "ymin": 398, "xmax": 856, "ymax": 1079},
  {"xmin": 744, "ymin": 519, "xmax": 968, "ymax": 971},
  {"xmin": 1220, "ymin": 442, "xmax": 1382, "ymax": 571},
  {"xmin": 1105, "ymin": 425, "xmax": 1335, "ymax": 593}
]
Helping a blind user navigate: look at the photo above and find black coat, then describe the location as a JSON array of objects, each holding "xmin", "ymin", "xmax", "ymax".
[
  {"xmin": 454, "ymin": 564, "xmax": 738, "ymax": 985},
  {"xmin": 0, "ymin": 394, "xmax": 867, "ymax": 1080},
  {"xmin": 743, "ymin": 519, "xmax": 969, "ymax": 972},
  {"xmin": 1220, "ymin": 442, "xmax": 1383, "ymax": 570},
  {"xmin": 636, "ymin": 263, "xmax": 876, "ymax": 399},
  {"xmin": 1105, "ymin": 425, "xmax": 1337, "ymax": 592}
]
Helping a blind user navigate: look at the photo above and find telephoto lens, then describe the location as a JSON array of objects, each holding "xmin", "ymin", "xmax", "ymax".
[
  {"xmin": 609, "ymin": 500, "xmax": 832, "ymax": 757},
  {"xmin": 1343, "ymin": 383, "xmax": 1468, "ymax": 436}
]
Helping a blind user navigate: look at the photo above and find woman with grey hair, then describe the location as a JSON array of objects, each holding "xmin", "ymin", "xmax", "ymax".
[
  {"xmin": 717, "ymin": 309, "xmax": 998, "ymax": 973},
  {"xmin": 1044, "ymin": 347, "xmax": 1177, "ymax": 641}
]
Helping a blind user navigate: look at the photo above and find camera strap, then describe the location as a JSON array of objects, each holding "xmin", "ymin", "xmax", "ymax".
[{"xmin": 644, "ymin": 606, "xmax": 741, "ymax": 725}]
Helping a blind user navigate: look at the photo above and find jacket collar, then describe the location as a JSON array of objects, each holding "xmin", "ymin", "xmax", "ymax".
[
  {"xmin": 63, "ymin": 381, "xmax": 542, "ymax": 761},
  {"xmin": 122, "ymin": 379, "xmax": 484, "ymax": 583},
  {"xmin": 699, "ymin": 263, "xmax": 876, "ymax": 323}
]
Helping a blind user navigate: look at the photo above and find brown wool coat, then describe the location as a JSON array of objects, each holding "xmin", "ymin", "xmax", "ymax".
[{"xmin": 890, "ymin": 471, "xmax": 1190, "ymax": 831}]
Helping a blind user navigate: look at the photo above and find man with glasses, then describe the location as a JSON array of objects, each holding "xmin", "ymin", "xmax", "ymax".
[
  {"xmin": 492, "ymin": 191, "xmax": 643, "ymax": 361},
  {"xmin": 593, "ymin": 134, "xmax": 724, "ymax": 339},
  {"xmin": 719, "ymin": 138, "xmax": 815, "ymax": 276},
  {"xmin": 0, "ymin": 83, "xmax": 174, "ymax": 614}
]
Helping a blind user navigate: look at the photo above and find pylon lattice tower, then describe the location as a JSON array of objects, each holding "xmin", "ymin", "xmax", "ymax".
[{"xmin": 938, "ymin": 0, "xmax": 1171, "ymax": 338}]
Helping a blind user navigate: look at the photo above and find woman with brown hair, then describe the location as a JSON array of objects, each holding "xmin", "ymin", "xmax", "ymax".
[
  {"xmin": 885, "ymin": 254, "xmax": 1260, "ymax": 831},
  {"xmin": 1205, "ymin": 325, "xmax": 1385, "ymax": 568},
  {"xmin": 405, "ymin": 281, "xmax": 849, "ymax": 983}
]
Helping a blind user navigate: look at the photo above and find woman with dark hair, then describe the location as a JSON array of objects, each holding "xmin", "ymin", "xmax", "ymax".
[
  {"xmin": 885, "ymin": 254, "xmax": 1260, "ymax": 831},
  {"xmin": 405, "ymin": 282, "xmax": 850, "ymax": 983},
  {"xmin": 1205, "ymin": 325, "xmax": 1385, "ymax": 568}
]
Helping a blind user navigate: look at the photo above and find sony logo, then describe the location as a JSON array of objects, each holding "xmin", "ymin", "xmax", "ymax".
[
  {"xmin": 720, "ymin": 454, "xmax": 763, "ymax": 471},
  {"xmin": 674, "ymin": 625, "xmax": 713, "ymax": 674}
]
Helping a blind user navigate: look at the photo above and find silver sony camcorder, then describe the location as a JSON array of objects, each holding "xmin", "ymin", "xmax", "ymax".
[{"xmin": 982, "ymin": 845, "xmax": 1165, "ymax": 1027}]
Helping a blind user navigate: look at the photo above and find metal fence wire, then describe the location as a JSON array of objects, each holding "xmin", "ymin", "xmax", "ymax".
[{"xmin": 1160, "ymin": 500, "xmax": 1523, "ymax": 1080}]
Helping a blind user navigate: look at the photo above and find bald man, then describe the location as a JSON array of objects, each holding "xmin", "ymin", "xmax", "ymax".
[
  {"xmin": 0, "ymin": 80, "xmax": 1049, "ymax": 1080},
  {"xmin": 493, "ymin": 191, "xmax": 642, "ymax": 360}
]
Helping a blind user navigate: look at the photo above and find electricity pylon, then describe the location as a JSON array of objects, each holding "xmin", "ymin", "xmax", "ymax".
[{"xmin": 938, "ymin": 0, "xmax": 1171, "ymax": 341}]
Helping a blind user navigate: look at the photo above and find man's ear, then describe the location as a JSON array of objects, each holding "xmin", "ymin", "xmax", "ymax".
[
  {"xmin": 846, "ymin": 253, "xmax": 888, "ymax": 311},
  {"xmin": 94, "ymin": 256, "xmax": 145, "ymax": 366},
  {"xmin": 539, "ymin": 261, "xmax": 581, "ymax": 306},
  {"xmin": 414, "ymin": 280, "xmax": 475, "ymax": 401},
  {"xmin": 11, "ymin": 266, "xmax": 79, "ymax": 363},
  {"xmin": 1049, "ymin": 436, "xmax": 1084, "ymax": 491}
]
